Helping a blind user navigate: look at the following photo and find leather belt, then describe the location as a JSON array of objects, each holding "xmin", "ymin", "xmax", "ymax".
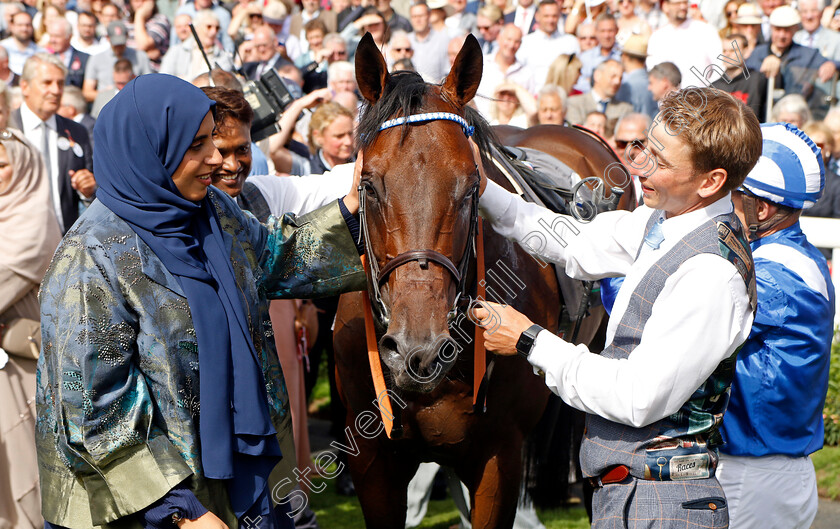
[{"xmin": 587, "ymin": 465, "xmax": 631, "ymax": 489}]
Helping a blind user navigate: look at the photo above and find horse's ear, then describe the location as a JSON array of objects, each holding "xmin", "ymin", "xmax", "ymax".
[
  {"xmin": 441, "ymin": 34, "xmax": 483, "ymax": 108},
  {"xmin": 355, "ymin": 32, "xmax": 390, "ymax": 104}
]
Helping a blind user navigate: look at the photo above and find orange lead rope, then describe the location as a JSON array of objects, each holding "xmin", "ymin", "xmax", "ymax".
[
  {"xmin": 360, "ymin": 254, "xmax": 396, "ymax": 439},
  {"xmin": 473, "ymin": 217, "xmax": 486, "ymax": 407}
]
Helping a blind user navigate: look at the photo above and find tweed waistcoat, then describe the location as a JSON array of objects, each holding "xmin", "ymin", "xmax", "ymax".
[{"xmin": 581, "ymin": 211, "xmax": 756, "ymax": 481}]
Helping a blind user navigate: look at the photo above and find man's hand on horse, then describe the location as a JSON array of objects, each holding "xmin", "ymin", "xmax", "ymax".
[
  {"xmin": 471, "ymin": 301, "xmax": 534, "ymax": 356},
  {"xmin": 342, "ymin": 151, "xmax": 362, "ymax": 215},
  {"xmin": 469, "ymin": 139, "xmax": 488, "ymax": 196}
]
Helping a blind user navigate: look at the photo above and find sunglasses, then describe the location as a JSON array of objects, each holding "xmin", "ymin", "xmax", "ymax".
[
  {"xmin": 614, "ymin": 138, "xmax": 647, "ymax": 150},
  {"xmin": 478, "ymin": 25, "xmax": 492, "ymax": 30},
  {"xmin": 392, "ymin": 47, "xmax": 412, "ymax": 52}
]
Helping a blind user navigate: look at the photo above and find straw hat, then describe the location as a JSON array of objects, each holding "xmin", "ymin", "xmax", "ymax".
[
  {"xmin": 769, "ymin": 5, "xmax": 802, "ymax": 28},
  {"xmin": 621, "ymin": 34, "xmax": 648, "ymax": 58},
  {"xmin": 734, "ymin": 3, "xmax": 762, "ymax": 25}
]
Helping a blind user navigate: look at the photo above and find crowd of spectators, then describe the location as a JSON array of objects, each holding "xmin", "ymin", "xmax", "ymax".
[{"xmin": 3, "ymin": 0, "xmax": 840, "ymax": 527}]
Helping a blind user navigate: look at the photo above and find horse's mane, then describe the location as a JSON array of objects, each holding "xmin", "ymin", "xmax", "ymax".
[{"xmin": 356, "ymin": 70, "xmax": 498, "ymax": 160}]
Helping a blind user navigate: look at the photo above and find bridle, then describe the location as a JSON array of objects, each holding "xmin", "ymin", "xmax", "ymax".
[{"xmin": 358, "ymin": 112, "xmax": 480, "ymax": 328}]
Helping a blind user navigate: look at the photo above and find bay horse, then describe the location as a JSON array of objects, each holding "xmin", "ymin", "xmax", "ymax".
[{"xmin": 332, "ymin": 33, "xmax": 632, "ymax": 528}]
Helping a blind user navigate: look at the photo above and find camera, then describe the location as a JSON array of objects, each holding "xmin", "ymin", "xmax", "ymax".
[{"xmin": 242, "ymin": 68, "xmax": 297, "ymax": 142}]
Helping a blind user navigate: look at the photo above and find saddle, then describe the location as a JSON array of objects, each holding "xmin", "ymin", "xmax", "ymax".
[{"xmin": 486, "ymin": 144, "xmax": 624, "ymax": 340}]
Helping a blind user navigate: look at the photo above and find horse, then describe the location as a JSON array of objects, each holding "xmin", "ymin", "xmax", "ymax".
[{"xmin": 331, "ymin": 33, "xmax": 632, "ymax": 528}]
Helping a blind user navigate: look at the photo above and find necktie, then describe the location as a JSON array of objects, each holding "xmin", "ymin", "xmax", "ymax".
[
  {"xmin": 599, "ymin": 100, "xmax": 608, "ymax": 113},
  {"xmin": 644, "ymin": 217, "xmax": 665, "ymax": 250},
  {"xmin": 41, "ymin": 121, "xmax": 51, "ymax": 179}
]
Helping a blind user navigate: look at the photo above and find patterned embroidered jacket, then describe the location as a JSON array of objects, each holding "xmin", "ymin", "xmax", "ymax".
[{"xmin": 36, "ymin": 189, "xmax": 366, "ymax": 529}]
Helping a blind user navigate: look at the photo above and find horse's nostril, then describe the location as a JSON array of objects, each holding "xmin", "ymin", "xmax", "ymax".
[{"xmin": 380, "ymin": 334, "xmax": 398, "ymax": 355}]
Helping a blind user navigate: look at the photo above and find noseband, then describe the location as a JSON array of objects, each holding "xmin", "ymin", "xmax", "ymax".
[{"xmin": 359, "ymin": 112, "xmax": 478, "ymax": 326}]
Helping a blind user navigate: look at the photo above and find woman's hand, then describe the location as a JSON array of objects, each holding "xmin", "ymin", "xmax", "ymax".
[
  {"xmin": 177, "ymin": 511, "xmax": 228, "ymax": 529},
  {"xmin": 342, "ymin": 151, "xmax": 363, "ymax": 215}
]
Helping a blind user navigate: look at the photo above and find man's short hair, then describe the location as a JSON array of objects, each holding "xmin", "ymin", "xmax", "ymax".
[
  {"xmin": 195, "ymin": 9, "xmax": 220, "ymax": 26},
  {"xmin": 327, "ymin": 60, "xmax": 355, "ymax": 84},
  {"xmin": 48, "ymin": 18, "xmax": 73, "ymax": 37},
  {"xmin": 22, "ymin": 52, "xmax": 67, "ymax": 82},
  {"xmin": 649, "ymin": 62, "xmax": 681, "ymax": 87},
  {"xmin": 538, "ymin": 83, "xmax": 567, "ymax": 107},
  {"xmin": 114, "ymin": 58, "xmax": 133, "ymax": 73},
  {"xmin": 658, "ymin": 87, "xmax": 762, "ymax": 192},
  {"xmin": 537, "ymin": 0, "xmax": 557, "ymax": 11},
  {"xmin": 726, "ymin": 33, "xmax": 748, "ymax": 51},
  {"xmin": 62, "ymin": 85, "xmax": 87, "ymax": 113},
  {"xmin": 614, "ymin": 112, "xmax": 651, "ymax": 133},
  {"xmin": 202, "ymin": 86, "xmax": 255, "ymax": 128},
  {"xmin": 10, "ymin": 11, "xmax": 31, "ymax": 24},
  {"xmin": 771, "ymin": 94, "xmax": 812, "ymax": 124},
  {"xmin": 304, "ymin": 18, "xmax": 328, "ymax": 35},
  {"xmin": 192, "ymin": 68, "xmax": 242, "ymax": 91},
  {"xmin": 77, "ymin": 10, "xmax": 97, "ymax": 22},
  {"xmin": 322, "ymin": 32, "xmax": 346, "ymax": 48},
  {"xmin": 594, "ymin": 12, "xmax": 617, "ymax": 25}
]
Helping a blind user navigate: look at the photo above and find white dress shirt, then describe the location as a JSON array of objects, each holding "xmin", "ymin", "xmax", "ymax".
[
  {"xmin": 479, "ymin": 180, "xmax": 753, "ymax": 428},
  {"xmin": 20, "ymin": 103, "xmax": 63, "ymax": 232},
  {"xmin": 518, "ymin": 30, "xmax": 579, "ymax": 86},
  {"xmin": 247, "ymin": 162, "xmax": 353, "ymax": 216},
  {"xmin": 475, "ymin": 53, "xmax": 536, "ymax": 117},
  {"xmin": 646, "ymin": 19, "xmax": 724, "ymax": 88},
  {"xmin": 512, "ymin": 4, "xmax": 537, "ymax": 35}
]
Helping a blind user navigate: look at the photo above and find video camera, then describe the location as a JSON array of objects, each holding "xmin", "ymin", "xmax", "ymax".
[{"xmin": 242, "ymin": 68, "xmax": 297, "ymax": 142}]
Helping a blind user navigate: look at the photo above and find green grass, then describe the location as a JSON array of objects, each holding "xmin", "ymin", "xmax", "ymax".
[
  {"xmin": 813, "ymin": 445, "xmax": 840, "ymax": 501},
  {"xmin": 307, "ymin": 474, "xmax": 588, "ymax": 528}
]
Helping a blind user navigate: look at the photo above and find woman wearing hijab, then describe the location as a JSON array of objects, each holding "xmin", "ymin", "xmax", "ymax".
[
  {"xmin": 1, "ymin": 129, "xmax": 61, "ymax": 529},
  {"xmin": 36, "ymin": 74, "xmax": 365, "ymax": 529}
]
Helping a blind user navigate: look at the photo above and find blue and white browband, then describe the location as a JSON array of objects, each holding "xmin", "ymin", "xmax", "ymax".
[{"xmin": 378, "ymin": 112, "xmax": 475, "ymax": 137}]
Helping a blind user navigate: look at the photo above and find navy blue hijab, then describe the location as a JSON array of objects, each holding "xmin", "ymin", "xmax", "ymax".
[{"xmin": 94, "ymin": 74, "xmax": 281, "ymax": 518}]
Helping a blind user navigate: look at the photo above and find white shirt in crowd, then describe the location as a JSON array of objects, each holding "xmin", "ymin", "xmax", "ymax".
[
  {"xmin": 20, "ymin": 102, "xmax": 63, "ymax": 232},
  {"xmin": 478, "ymin": 180, "xmax": 753, "ymax": 427},
  {"xmin": 647, "ymin": 18, "xmax": 723, "ymax": 88},
  {"xmin": 475, "ymin": 53, "xmax": 536, "ymax": 117},
  {"xmin": 518, "ymin": 29, "xmax": 579, "ymax": 87}
]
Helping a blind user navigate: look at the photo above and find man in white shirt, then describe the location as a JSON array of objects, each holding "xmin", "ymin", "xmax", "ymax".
[
  {"xmin": 473, "ymin": 87, "xmax": 761, "ymax": 526},
  {"xmin": 519, "ymin": 0, "xmax": 579, "ymax": 85},
  {"xmin": 508, "ymin": 0, "xmax": 537, "ymax": 35},
  {"xmin": 646, "ymin": 0, "xmax": 723, "ymax": 88},
  {"xmin": 408, "ymin": 1, "xmax": 450, "ymax": 82},
  {"xmin": 475, "ymin": 24, "xmax": 536, "ymax": 117},
  {"xmin": 71, "ymin": 11, "xmax": 109, "ymax": 56},
  {"xmin": 0, "ymin": 11, "xmax": 41, "ymax": 75}
]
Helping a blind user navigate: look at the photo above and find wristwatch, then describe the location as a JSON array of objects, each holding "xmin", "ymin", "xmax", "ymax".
[{"xmin": 515, "ymin": 324, "xmax": 544, "ymax": 360}]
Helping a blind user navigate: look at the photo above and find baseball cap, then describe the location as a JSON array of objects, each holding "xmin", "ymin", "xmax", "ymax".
[
  {"xmin": 741, "ymin": 123, "xmax": 824, "ymax": 210},
  {"xmin": 107, "ymin": 21, "xmax": 128, "ymax": 46}
]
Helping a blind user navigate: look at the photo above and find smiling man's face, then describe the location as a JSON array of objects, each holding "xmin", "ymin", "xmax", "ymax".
[{"xmin": 211, "ymin": 117, "xmax": 252, "ymax": 198}]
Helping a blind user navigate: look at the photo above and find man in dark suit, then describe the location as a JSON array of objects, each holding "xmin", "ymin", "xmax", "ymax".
[
  {"xmin": 504, "ymin": 0, "xmax": 537, "ymax": 34},
  {"xmin": 240, "ymin": 25, "xmax": 293, "ymax": 81},
  {"xmin": 566, "ymin": 59, "xmax": 633, "ymax": 127},
  {"xmin": 13, "ymin": 53, "xmax": 94, "ymax": 234},
  {"xmin": 47, "ymin": 18, "xmax": 89, "ymax": 89}
]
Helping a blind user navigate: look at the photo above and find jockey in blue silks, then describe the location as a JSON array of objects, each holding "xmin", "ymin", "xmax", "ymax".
[{"xmin": 718, "ymin": 122, "xmax": 835, "ymax": 529}]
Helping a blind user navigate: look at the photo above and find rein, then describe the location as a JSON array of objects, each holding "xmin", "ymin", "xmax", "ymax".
[{"xmin": 359, "ymin": 112, "xmax": 488, "ymax": 439}]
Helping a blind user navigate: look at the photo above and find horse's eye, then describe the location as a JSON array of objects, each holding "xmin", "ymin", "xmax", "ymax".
[{"xmin": 361, "ymin": 180, "xmax": 378, "ymax": 199}]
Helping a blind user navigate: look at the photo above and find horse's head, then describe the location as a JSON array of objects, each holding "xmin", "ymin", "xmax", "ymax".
[{"xmin": 355, "ymin": 33, "xmax": 486, "ymax": 393}]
